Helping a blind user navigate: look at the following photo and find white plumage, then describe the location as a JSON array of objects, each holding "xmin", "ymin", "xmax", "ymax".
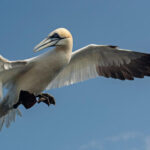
[{"xmin": 0, "ymin": 28, "xmax": 150, "ymax": 130}]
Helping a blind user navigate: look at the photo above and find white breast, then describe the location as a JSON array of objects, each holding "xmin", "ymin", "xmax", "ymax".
[{"xmin": 15, "ymin": 48, "xmax": 71, "ymax": 94}]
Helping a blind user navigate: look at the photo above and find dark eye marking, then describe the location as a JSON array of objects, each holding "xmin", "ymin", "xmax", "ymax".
[{"xmin": 50, "ymin": 33, "xmax": 60, "ymax": 39}]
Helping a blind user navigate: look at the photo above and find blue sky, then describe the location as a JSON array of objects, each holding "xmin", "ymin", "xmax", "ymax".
[{"xmin": 0, "ymin": 0, "xmax": 150, "ymax": 150}]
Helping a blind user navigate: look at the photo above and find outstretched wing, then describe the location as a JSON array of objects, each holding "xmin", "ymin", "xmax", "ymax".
[
  {"xmin": 0, "ymin": 55, "xmax": 29, "ymax": 98},
  {"xmin": 47, "ymin": 44, "xmax": 150, "ymax": 89}
]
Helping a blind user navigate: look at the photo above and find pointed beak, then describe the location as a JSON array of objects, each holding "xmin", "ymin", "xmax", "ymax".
[{"xmin": 33, "ymin": 38, "xmax": 57, "ymax": 52}]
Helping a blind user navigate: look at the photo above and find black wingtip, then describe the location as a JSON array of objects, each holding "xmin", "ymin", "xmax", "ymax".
[{"xmin": 107, "ymin": 45, "xmax": 118, "ymax": 49}]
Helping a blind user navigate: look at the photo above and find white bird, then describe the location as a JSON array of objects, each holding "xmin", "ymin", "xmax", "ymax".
[{"xmin": 0, "ymin": 28, "xmax": 150, "ymax": 130}]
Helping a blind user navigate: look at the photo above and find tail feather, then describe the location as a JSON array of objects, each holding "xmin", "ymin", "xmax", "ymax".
[
  {"xmin": 0, "ymin": 88, "xmax": 22, "ymax": 130},
  {"xmin": 0, "ymin": 108, "xmax": 22, "ymax": 131}
]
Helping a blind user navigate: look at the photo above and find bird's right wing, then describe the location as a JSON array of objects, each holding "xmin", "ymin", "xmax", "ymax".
[
  {"xmin": 47, "ymin": 44, "xmax": 150, "ymax": 90},
  {"xmin": 0, "ymin": 55, "xmax": 29, "ymax": 98}
]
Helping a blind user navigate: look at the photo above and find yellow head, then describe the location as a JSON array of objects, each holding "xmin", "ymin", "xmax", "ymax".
[{"xmin": 34, "ymin": 28, "xmax": 73, "ymax": 52}]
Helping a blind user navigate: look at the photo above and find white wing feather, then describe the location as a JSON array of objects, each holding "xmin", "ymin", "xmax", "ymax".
[
  {"xmin": 47, "ymin": 44, "xmax": 150, "ymax": 90},
  {"xmin": 0, "ymin": 55, "xmax": 29, "ymax": 98}
]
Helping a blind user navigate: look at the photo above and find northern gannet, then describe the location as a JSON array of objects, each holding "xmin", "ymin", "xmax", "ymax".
[{"xmin": 0, "ymin": 28, "xmax": 150, "ymax": 130}]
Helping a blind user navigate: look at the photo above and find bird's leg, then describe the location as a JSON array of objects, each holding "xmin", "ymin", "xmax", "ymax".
[
  {"xmin": 36, "ymin": 93, "xmax": 56, "ymax": 106},
  {"xmin": 13, "ymin": 90, "xmax": 37, "ymax": 109}
]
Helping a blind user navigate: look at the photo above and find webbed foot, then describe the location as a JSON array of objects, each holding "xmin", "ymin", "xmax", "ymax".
[
  {"xmin": 13, "ymin": 90, "xmax": 36, "ymax": 109},
  {"xmin": 37, "ymin": 93, "xmax": 56, "ymax": 106},
  {"xmin": 13, "ymin": 90, "xmax": 56, "ymax": 109}
]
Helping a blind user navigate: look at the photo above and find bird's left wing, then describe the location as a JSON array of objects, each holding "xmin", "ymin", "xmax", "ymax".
[
  {"xmin": 0, "ymin": 55, "xmax": 29, "ymax": 98},
  {"xmin": 47, "ymin": 44, "xmax": 150, "ymax": 90}
]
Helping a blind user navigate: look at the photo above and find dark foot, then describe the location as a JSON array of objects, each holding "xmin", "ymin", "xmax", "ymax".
[
  {"xmin": 37, "ymin": 93, "xmax": 56, "ymax": 106},
  {"xmin": 13, "ymin": 90, "xmax": 37, "ymax": 109},
  {"xmin": 13, "ymin": 91, "xmax": 56, "ymax": 109}
]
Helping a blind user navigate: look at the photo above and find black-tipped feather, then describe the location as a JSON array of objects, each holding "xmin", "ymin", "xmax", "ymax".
[{"xmin": 96, "ymin": 54, "xmax": 150, "ymax": 80}]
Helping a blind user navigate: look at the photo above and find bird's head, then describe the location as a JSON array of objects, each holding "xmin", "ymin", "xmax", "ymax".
[{"xmin": 33, "ymin": 28, "xmax": 73, "ymax": 52}]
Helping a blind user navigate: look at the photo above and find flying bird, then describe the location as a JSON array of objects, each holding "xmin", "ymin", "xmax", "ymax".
[{"xmin": 0, "ymin": 28, "xmax": 150, "ymax": 130}]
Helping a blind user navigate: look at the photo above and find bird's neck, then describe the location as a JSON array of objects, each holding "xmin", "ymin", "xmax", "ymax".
[
  {"xmin": 55, "ymin": 45, "xmax": 72, "ymax": 53},
  {"xmin": 56, "ymin": 39, "xmax": 73, "ymax": 53},
  {"xmin": 33, "ymin": 38, "xmax": 73, "ymax": 67},
  {"xmin": 55, "ymin": 45, "xmax": 72, "ymax": 63},
  {"xmin": 35, "ymin": 44, "xmax": 72, "ymax": 66}
]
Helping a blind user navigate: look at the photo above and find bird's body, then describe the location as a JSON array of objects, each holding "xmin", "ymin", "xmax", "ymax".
[
  {"xmin": 16, "ymin": 47, "xmax": 71, "ymax": 95},
  {"xmin": 0, "ymin": 28, "xmax": 150, "ymax": 130}
]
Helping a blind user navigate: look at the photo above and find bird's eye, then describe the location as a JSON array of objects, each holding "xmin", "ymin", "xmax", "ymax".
[{"xmin": 50, "ymin": 33, "xmax": 60, "ymax": 39}]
